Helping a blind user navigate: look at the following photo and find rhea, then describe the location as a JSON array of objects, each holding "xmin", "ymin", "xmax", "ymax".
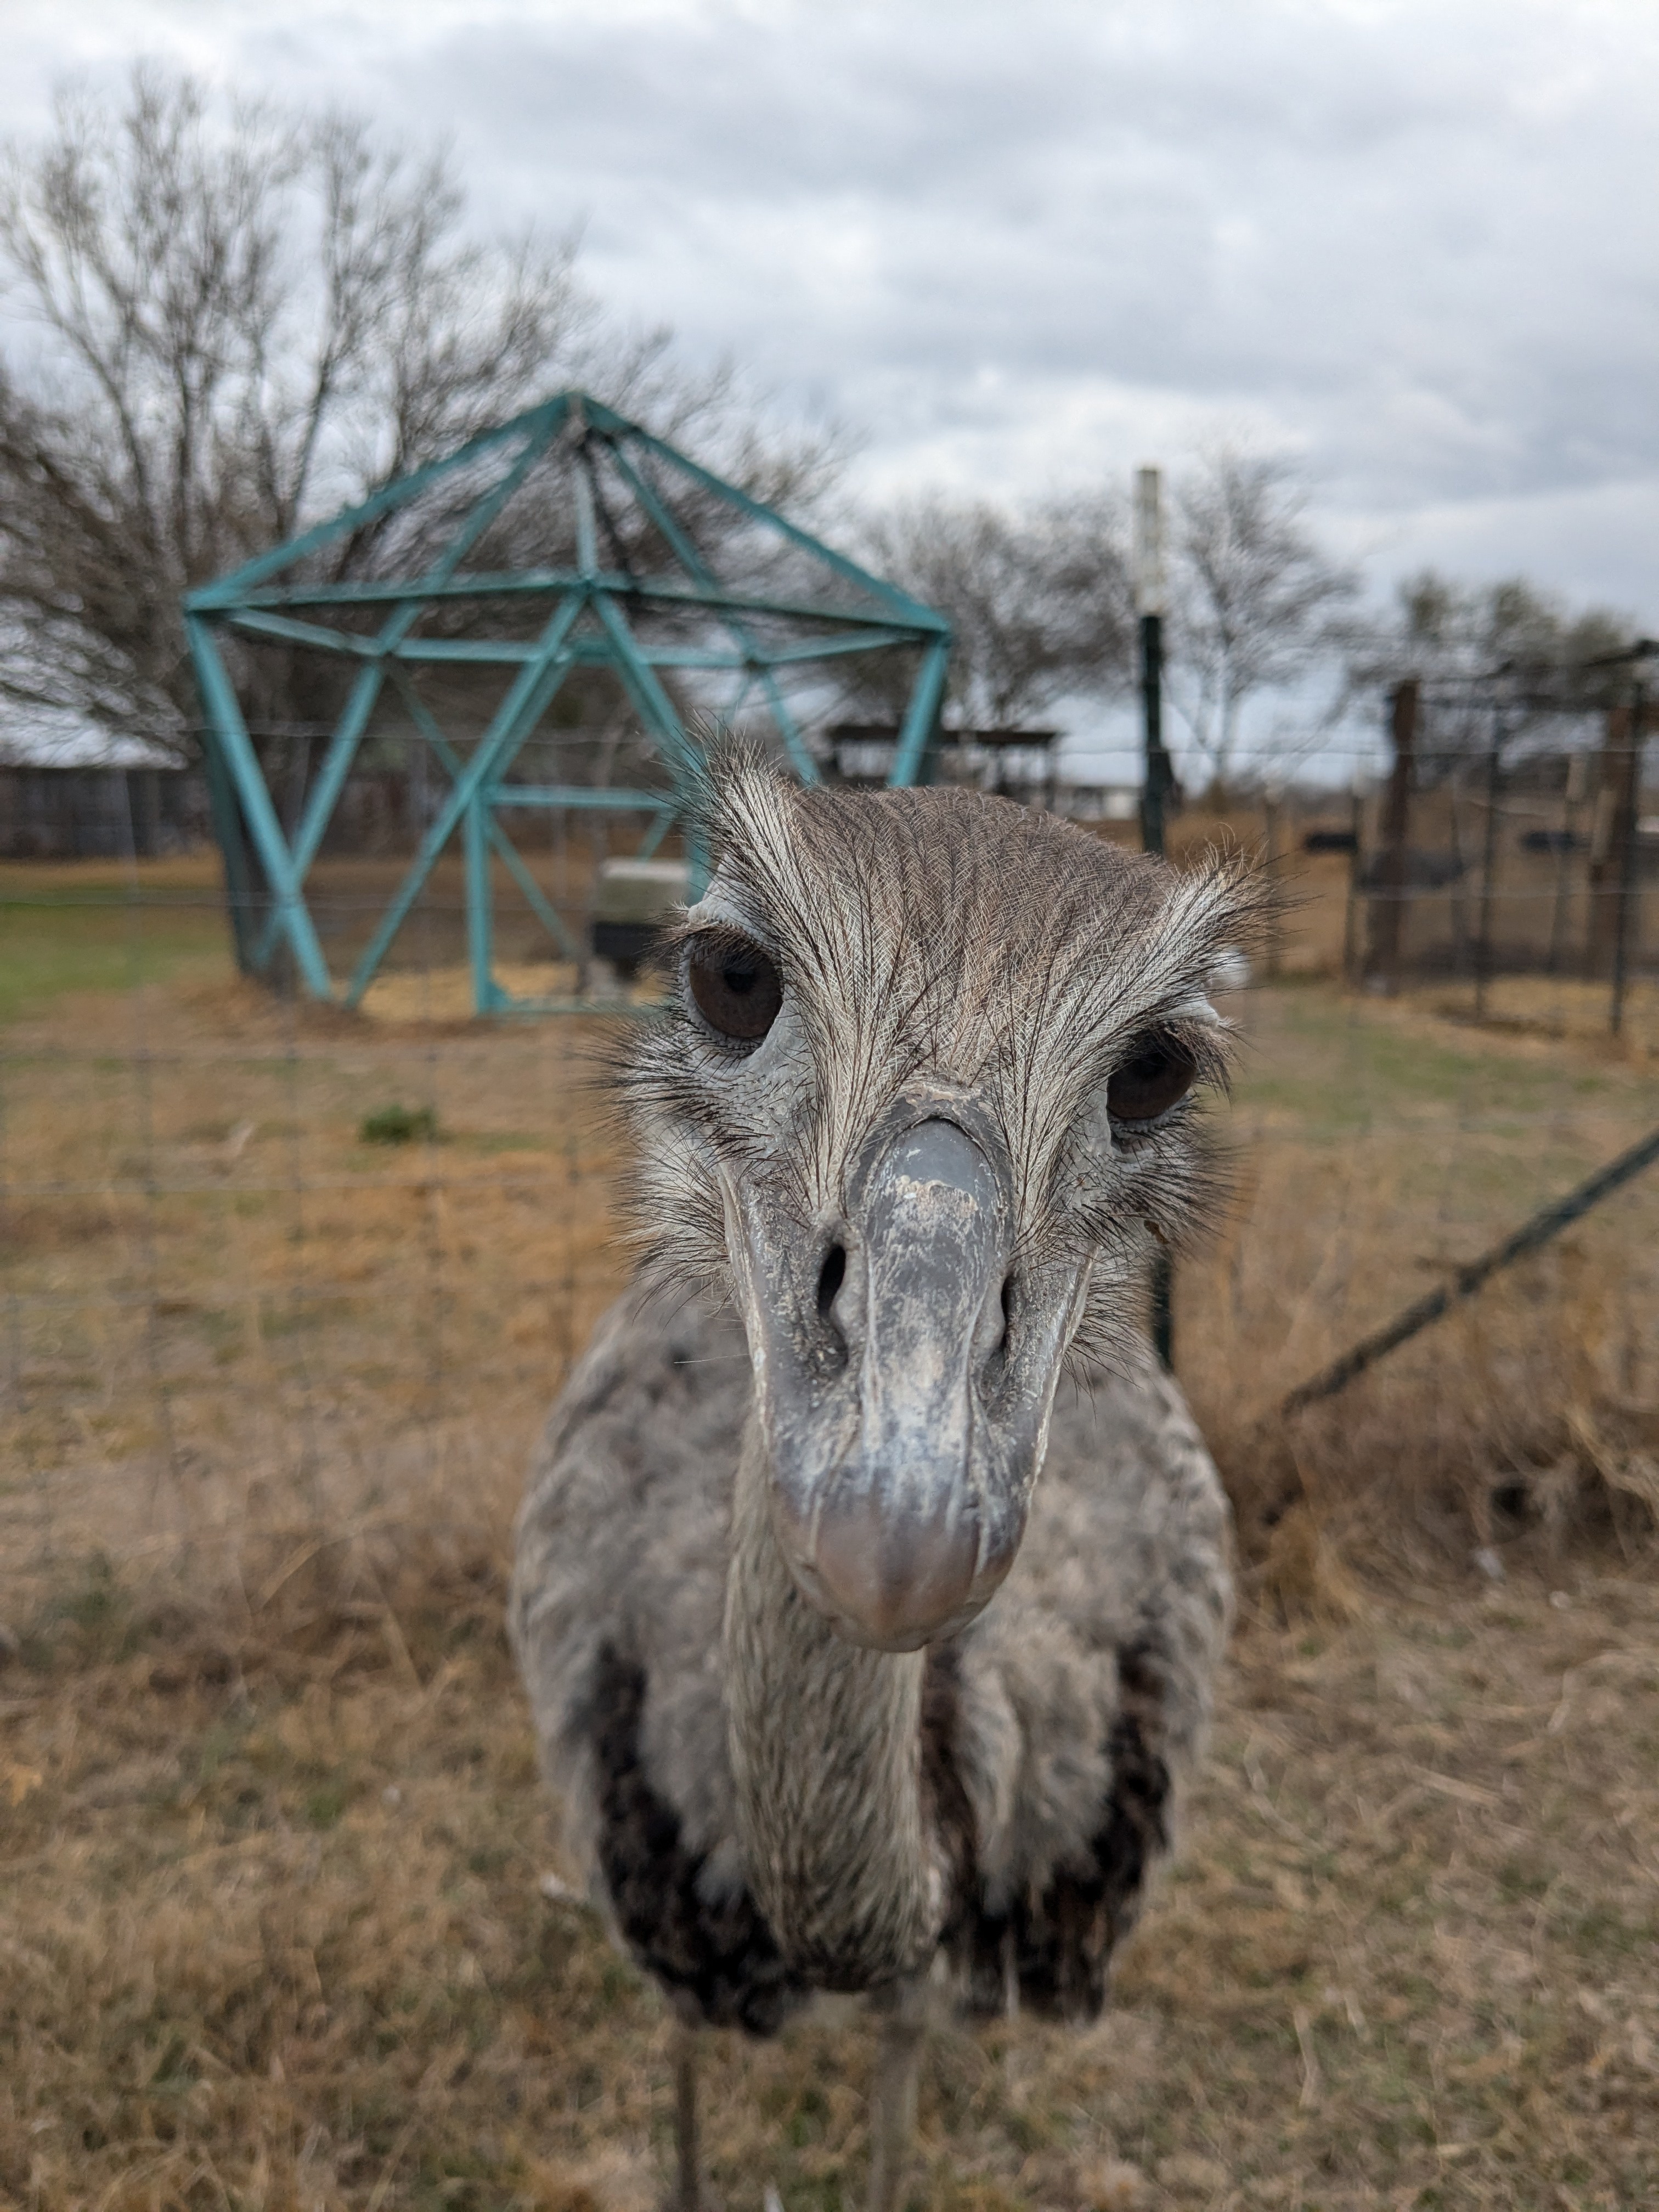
[{"xmin": 510, "ymin": 764, "xmax": 1252, "ymax": 2210}]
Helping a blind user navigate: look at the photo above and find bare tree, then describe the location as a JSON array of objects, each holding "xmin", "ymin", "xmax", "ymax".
[
  {"xmin": 1353, "ymin": 571, "xmax": 1631, "ymax": 708},
  {"xmin": 0, "ymin": 66, "xmax": 839, "ymax": 761},
  {"xmin": 0, "ymin": 68, "xmax": 593, "ymax": 755},
  {"xmin": 1338, "ymin": 569, "xmax": 1637, "ymax": 786},
  {"xmin": 853, "ymin": 490, "xmax": 1133, "ymax": 728},
  {"xmin": 1164, "ymin": 447, "xmax": 1356, "ymax": 794}
]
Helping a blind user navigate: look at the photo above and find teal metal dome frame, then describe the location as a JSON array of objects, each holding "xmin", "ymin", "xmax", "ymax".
[{"xmin": 183, "ymin": 390, "xmax": 950, "ymax": 1013}]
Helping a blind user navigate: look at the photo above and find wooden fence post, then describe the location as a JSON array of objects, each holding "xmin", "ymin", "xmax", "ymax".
[
  {"xmin": 1609, "ymin": 681, "xmax": 1648, "ymax": 1037},
  {"xmin": 1473, "ymin": 713, "xmax": 1504, "ymax": 1021},
  {"xmin": 1547, "ymin": 751, "xmax": 1589, "ymax": 976},
  {"xmin": 1365, "ymin": 678, "xmax": 1418, "ymax": 992},
  {"xmin": 1588, "ymin": 703, "xmax": 1638, "ymax": 986}
]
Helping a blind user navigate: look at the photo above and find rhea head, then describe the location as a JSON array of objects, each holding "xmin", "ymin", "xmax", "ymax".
[{"xmin": 624, "ymin": 762, "xmax": 1255, "ymax": 1655}]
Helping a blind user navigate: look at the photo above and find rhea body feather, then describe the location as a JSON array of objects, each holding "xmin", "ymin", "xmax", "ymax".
[{"xmin": 510, "ymin": 774, "xmax": 1255, "ymax": 2026}]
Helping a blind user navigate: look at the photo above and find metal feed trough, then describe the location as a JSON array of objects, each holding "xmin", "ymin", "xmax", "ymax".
[{"xmin": 184, "ymin": 390, "xmax": 950, "ymax": 1015}]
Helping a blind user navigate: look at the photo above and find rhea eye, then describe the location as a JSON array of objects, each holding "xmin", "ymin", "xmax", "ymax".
[
  {"xmin": 1107, "ymin": 1032, "xmax": 1197, "ymax": 1125},
  {"xmin": 686, "ymin": 933, "xmax": 783, "ymax": 1043}
]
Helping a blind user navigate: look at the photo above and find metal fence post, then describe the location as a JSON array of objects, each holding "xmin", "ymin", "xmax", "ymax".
[
  {"xmin": 1135, "ymin": 465, "xmax": 1174, "ymax": 1368},
  {"xmin": 1134, "ymin": 467, "xmax": 1175, "ymax": 865}
]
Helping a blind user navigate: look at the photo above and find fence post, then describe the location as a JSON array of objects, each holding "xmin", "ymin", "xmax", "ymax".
[
  {"xmin": 1341, "ymin": 763, "xmax": 1364, "ymax": 981},
  {"xmin": 1134, "ymin": 467, "xmax": 1175, "ymax": 865},
  {"xmin": 1547, "ymin": 751, "xmax": 1588, "ymax": 977},
  {"xmin": 1610, "ymin": 678, "xmax": 1646, "ymax": 1038},
  {"xmin": 1589, "ymin": 703, "xmax": 1636, "ymax": 988},
  {"xmin": 1134, "ymin": 464, "xmax": 1174, "ymax": 1369},
  {"xmin": 1365, "ymin": 678, "xmax": 1418, "ymax": 992},
  {"xmin": 1473, "ymin": 709, "xmax": 1504, "ymax": 1020}
]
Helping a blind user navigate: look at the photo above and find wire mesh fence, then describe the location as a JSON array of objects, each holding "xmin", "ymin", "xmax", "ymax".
[
  {"xmin": 1339, "ymin": 681, "xmax": 1657, "ymax": 1034},
  {"xmin": 4, "ymin": 754, "xmax": 1659, "ymax": 2211},
  {"xmin": 0, "ymin": 840, "xmax": 628, "ymax": 1638},
  {"xmin": 3, "ymin": 747, "xmax": 1656, "ymax": 1643}
]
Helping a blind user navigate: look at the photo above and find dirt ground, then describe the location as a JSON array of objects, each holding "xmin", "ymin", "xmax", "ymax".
[{"xmin": 2, "ymin": 855, "xmax": 1657, "ymax": 2210}]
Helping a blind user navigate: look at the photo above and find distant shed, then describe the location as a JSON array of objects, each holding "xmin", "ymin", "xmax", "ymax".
[{"xmin": 0, "ymin": 762, "xmax": 208, "ymax": 860}]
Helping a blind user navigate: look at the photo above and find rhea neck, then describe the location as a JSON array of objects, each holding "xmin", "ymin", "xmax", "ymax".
[{"xmin": 722, "ymin": 1415, "xmax": 946, "ymax": 1988}]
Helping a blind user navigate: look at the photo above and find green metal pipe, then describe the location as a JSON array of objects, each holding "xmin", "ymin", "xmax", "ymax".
[
  {"xmin": 186, "ymin": 397, "xmax": 569, "ymax": 607},
  {"xmin": 600, "ymin": 438, "xmax": 817, "ymax": 781},
  {"xmin": 465, "ymin": 791, "xmax": 494, "ymax": 1014},
  {"xmin": 184, "ymin": 617, "xmax": 334, "ymax": 996},
  {"xmin": 486, "ymin": 786, "xmax": 673, "ymax": 809},
  {"xmin": 196, "ymin": 722, "xmax": 260, "ymax": 973},
  {"xmin": 251, "ymin": 420, "xmax": 561, "ymax": 971},
  {"xmin": 589, "ymin": 594, "xmax": 702, "ymax": 784},
  {"xmin": 184, "ymin": 389, "xmax": 953, "ymax": 1019},
  {"xmin": 888, "ymin": 636, "xmax": 952, "ymax": 787},
  {"xmin": 228, "ymin": 570, "xmax": 938, "ymax": 639},
  {"xmin": 343, "ymin": 594, "xmax": 587, "ymax": 1007},
  {"xmin": 484, "ymin": 830, "xmax": 582, "ymax": 960},
  {"xmin": 583, "ymin": 401, "xmax": 947, "ymax": 634},
  {"xmin": 226, "ymin": 607, "xmax": 385, "ymax": 657},
  {"xmin": 386, "ymin": 665, "xmax": 581, "ymax": 960},
  {"xmin": 249, "ymin": 658, "xmax": 386, "ymax": 968}
]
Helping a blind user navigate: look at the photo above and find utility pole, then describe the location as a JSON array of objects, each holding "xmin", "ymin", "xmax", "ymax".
[{"xmin": 1135, "ymin": 465, "xmax": 1175, "ymax": 1367}]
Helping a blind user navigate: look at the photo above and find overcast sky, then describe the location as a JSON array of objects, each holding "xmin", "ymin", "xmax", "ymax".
[{"xmin": 5, "ymin": 0, "xmax": 1656, "ymax": 769}]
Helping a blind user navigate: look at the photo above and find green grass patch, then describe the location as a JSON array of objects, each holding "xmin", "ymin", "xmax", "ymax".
[
  {"xmin": 0, "ymin": 890, "xmax": 228, "ymax": 1023},
  {"xmin": 358, "ymin": 1102, "xmax": 441, "ymax": 1146},
  {"xmin": 1235, "ymin": 997, "xmax": 1581, "ymax": 1135}
]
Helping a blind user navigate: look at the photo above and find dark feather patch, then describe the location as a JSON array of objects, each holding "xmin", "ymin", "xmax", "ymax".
[
  {"xmin": 921, "ymin": 1643, "xmax": 979, "ymax": 1938},
  {"xmin": 589, "ymin": 1643, "xmax": 809, "ymax": 2036},
  {"xmin": 935, "ymin": 1638, "xmax": 1172, "ymax": 2023}
]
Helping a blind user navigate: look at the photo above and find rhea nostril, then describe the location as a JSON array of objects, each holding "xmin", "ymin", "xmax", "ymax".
[
  {"xmin": 814, "ymin": 1242, "xmax": 849, "ymax": 1374},
  {"xmin": 816, "ymin": 1243, "xmax": 847, "ymax": 1320}
]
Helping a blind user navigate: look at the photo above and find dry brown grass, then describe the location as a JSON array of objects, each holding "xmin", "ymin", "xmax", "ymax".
[
  {"xmin": 4, "ymin": 1533, "xmax": 1656, "ymax": 2210},
  {"xmin": 1427, "ymin": 973, "xmax": 1659, "ymax": 1058},
  {"xmin": 3, "ymin": 861, "xmax": 1658, "ymax": 2210},
  {"xmin": 1181, "ymin": 981, "xmax": 1659, "ymax": 1605}
]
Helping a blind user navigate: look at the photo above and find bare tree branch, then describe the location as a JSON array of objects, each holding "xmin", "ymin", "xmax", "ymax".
[
  {"xmin": 851, "ymin": 491, "xmax": 1133, "ymax": 729},
  {"xmin": 0, "ymin": 65, "xmax": 835, "ymax": 763},
  {"xmin": 1339, "ymin": 569, "xmax": 1636, "ymax": 778},
  {"xmin": 1163, "ymin": 447, "xmax": 1356, "ymax": 793}
]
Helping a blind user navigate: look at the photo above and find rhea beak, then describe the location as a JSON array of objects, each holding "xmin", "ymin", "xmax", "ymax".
[{"xmin": 730, "ymin": 1092, "xmax": 1085, "ymax": 1652}]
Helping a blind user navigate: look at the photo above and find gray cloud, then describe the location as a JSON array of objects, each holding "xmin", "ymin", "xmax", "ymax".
[{"xmin": 4, "ymin": 0, "xmax": 1657, "ymax": 615}]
